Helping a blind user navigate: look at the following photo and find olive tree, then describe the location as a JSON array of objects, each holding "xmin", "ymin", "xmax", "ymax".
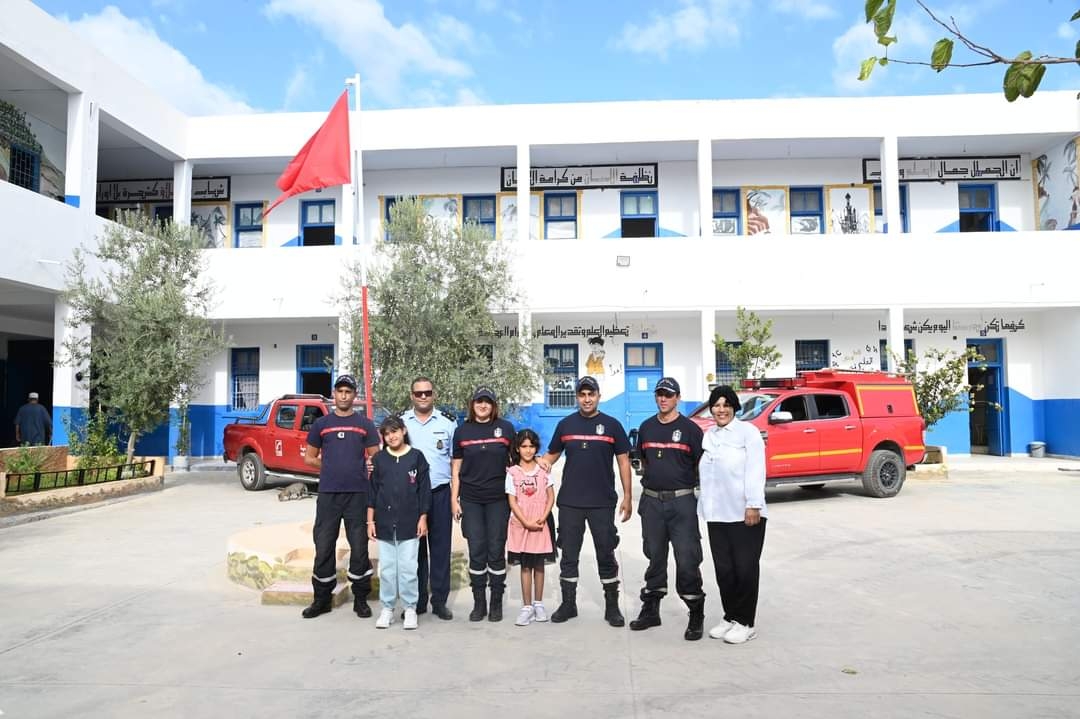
[
  {"xmin": 713, "ymin": 306, "xmax": 781, "ymax": 384},
  {"xmin": 340, "ymin": 197, "xmax": 542, "ymax": 414},
  {"xmin": 893, "ymin": 346, "xmax": 988, "ymax": 431},
  {"xmin": 62, "ymin": 212, "xmax": 225, "ymax": 462}
]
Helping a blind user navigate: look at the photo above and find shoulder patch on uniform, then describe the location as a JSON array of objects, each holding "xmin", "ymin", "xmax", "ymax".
[{"xmin": 439, "ymin": 409, "xmax": 457, "ymax": 421}]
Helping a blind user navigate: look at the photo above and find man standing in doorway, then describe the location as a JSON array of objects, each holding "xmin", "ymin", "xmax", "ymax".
[
  {"xmin": 541, "ymin": 375, "xmax": 633, "ymax": 627},
  {"xmin": 300, "ymin": 375, "xmax": 380, "ymax": 619},
  {"xmin": 628, "ymin": 377, "xmax": 707, "ymax": 640},
  {"xmin": 14, "ymin": 392, "xmax": 51, "ymax": 446},
  {"xmin": 402, "ymin": 376, "xmax": 456, "ymax": 620}
]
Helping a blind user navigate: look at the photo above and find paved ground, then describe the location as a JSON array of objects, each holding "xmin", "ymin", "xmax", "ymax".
[{"xmin": 1, "ymin": 458, "xmax": 1078, "ymax": 718}]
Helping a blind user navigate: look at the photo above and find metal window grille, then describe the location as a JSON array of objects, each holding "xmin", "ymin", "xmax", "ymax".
[
  {"xmin": 9, "ymin": 144, "xmax": 40, "ymax": 192},
  {"xmin": 715, "ymin": 341, "xmax": 743, "ymax": 385},
  {"xmin": 544, "ymin": 344, "xmax": 577, "ymax": 408},
  {"xmin": 795, "ymin": 340, "xmax": 829, "ymax": 372}
]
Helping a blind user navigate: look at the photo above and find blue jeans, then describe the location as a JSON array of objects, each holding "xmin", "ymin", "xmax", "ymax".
[{"xmin": 378, "ymin": 536, "xmax": 420, "ymax": 609}]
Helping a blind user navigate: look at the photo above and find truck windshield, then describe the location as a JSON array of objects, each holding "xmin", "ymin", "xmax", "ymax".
[{"xmin": 737, "ymin": 392, "xmax": 777, "ymax": 421}]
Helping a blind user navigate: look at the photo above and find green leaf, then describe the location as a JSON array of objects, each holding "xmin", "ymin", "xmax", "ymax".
[
  {"xmin": 1074, "ymin": 39, "xmax": 1079, "ymax": 59},
  {"xmin": 1020, "ymin": 63, "xmax": 1047, "ymax": 98},
  {"xmin": 859, "ymin": 56, "xmax": 878, "ymax": 81},
  {"xmin": 1071, "ymin": 9, "xmax": 1080, "ymax": 22},
  {"xmin": 1003, "ymin": 63, "xmax": 1022, "ymax": 102},
  {"xmin": 873, "ymin": 0, "xmax": 896, "ymax": 38},
  {"xmin": 879, "ymin": 56, "xmax": 889, "ymax": 67},
  {"xmin": 865, "ymin": 0, "xmax": 886, "ymax": 23},
  {"xmin": 930, "ymin": 38, "xmax": 954, "ymax": 72},
  {"xmin": 878, "ymin": 34, "xmax": 897, "ymax": 47},
  {"xmin": 1014, "ymin": 50, "xmax": 1033, "ymax": 63}
]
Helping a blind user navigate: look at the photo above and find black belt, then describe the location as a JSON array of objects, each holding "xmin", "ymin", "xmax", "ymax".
[{"xmin": 642, "ymin": 488, "xmax": 696, "ymax": 501}]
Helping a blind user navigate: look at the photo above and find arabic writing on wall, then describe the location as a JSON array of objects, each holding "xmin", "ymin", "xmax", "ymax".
[
  {"xmin": 96, "ymin": 177, "xmax": 231, "ymax": 203},
  {"xmin": 831, "ymin": 344, "xmax": 881, "ymax": 370},
  {"xmin": 501, "ymin": 164, "xmax": 658, "ymax": 191},
  {"xmin": 533, "ymin": 324, "xmax": 631, "ymax": 339},
  {"xmin": 878, "ymin": 318, "xmax": 1027, "ymax": 336},
  {"xmin": 862, "ymin": 156, "xmax": 1022, "ymax": 184}
]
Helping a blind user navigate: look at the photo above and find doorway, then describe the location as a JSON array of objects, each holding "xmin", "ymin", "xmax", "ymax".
[
  {"xmin": 624, "ymin": 343, "xmax": 663, "ymax": 431},
  {"xmin": 297, "ymin": 344, "xmax": 333, "ymax": 397},
  {"xmin": 967, "ymin": 338, "xmax": 1006, "ymax": 456}
]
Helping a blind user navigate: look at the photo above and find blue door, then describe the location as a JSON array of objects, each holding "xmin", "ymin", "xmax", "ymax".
[
  {"xmin": 967, "ymin": 339, "xmax": 1007, "ymax": 456},
  {"xmin": 624, "ymin": 343, "xmax": 663, "ymax": 433}
]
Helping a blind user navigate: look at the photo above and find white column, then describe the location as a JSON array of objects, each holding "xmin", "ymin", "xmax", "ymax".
[
  {"xmin": 65, "ymin": 93, "xmax": 99, "ymax": 215},
  {"xmin": 697, "ymin": 137, "xmax": 713, "ymax": 238},
  {"xmin": 887, "ymin": 305, "xmax": 905, "ymax": 371},
  {"xmin": 880, "ymin": 135, "xmax": 902, "ymax": 234},
  {"xmin": 51, "ymin": 298, "xmax": 91, "ymax": 446},
  {"xmin": 699, "ymin": 309, "xmax": 716, "ymax": 399},
  {"xmin": 173, "ymin": 160, "xmax": 193, "ymax": 227},
  {"xmin": 516, "ymin": 142, "xmax": 530, "ymax": 242}
]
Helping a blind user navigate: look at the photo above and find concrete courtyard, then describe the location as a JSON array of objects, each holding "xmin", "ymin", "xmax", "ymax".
[{"xmin": 1, "ymin": 459, "xmax": 1078, "ymax": 718}]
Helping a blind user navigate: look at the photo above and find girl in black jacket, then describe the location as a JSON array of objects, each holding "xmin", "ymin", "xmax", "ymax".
[{"xmin": 368, "ymin": 416, "xmax": 431, "ymax": 630}]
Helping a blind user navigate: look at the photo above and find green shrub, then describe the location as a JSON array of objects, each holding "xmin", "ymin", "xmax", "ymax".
[
  {"xmin": 65, "ymin": 411, "xmax": 123, "ymax": 469},
  {"xmin": 6, "ymin": 445, "xmax": 48, "ymax": 475}
]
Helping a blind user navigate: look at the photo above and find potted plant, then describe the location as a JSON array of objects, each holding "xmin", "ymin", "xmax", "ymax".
[{"xmin": 174, "ymin": 399, "xmax": 191, "ymax": 472}]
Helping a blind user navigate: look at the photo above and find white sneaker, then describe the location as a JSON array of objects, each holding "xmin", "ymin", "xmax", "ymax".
[
  {"xmin": 708, "ymin": 619, "xmax": 734, "ymax": 639},
  {"xmin": 723, "ymin": 621, "xmax": 757, "ymax": 644},
  {"xmin": 403, "ymin": 608, "xmax": 418, "ymax": 630},
  {"xmin": 515, "ymin": 605, "xmax": 534, "ymax": 626},
  {"xmin": 375, "ymin": 607, "xmax": 394, "ymax": 629},
  {"xmin": 532, "ymin": 603, "xmax": 548, "ymax": 622}
]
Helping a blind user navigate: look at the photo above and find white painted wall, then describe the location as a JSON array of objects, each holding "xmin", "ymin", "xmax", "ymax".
[{"xmin": 1040, "ymin": 309, "xmax": 1080, "ymax": 398}]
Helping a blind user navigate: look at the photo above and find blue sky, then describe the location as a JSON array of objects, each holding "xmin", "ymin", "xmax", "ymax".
[{"xmin": 36, "ymin": 0, "xmax": 1080, "ymax": 115}]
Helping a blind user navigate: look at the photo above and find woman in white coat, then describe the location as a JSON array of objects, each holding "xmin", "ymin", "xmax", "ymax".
[{"xmin": 697, "ymin": 385, "xmax": 767, "ymax": 644}]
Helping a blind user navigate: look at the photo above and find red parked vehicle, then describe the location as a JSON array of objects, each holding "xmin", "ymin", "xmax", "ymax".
[
  {"xmin": 223, "ymin": 394, "xmax": 388, "ymax": 491},
  {"xmin": 633, "ymin": 370, "xmax": 925, "ymax": 498}
]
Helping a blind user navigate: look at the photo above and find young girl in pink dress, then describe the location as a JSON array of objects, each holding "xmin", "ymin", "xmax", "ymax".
[{"xmin": 505, "ymin": 429, "xmax": 556, "ymax": 626}]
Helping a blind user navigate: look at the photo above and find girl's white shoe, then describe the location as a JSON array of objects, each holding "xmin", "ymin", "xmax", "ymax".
[
  {"xmin": 532, "ymin": 603, "xmax": 548, "ymax": 622},
  {"xmin": 723, "ymin": 622, "xmax": 757, "ymax": 644},
  {"xmin": 515, "ymin": 605, "xmax": 534, "ymax": 626},
  {"xmin": 375, "ymin": 607, "xmax": 394, "ymax": 629}
]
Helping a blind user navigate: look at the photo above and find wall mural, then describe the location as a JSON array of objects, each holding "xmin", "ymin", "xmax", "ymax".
[
  {"xmin": 826, "ymin": 185, "xmax": 874, "ymax": 234},
  {"xmin": 0, "ymin": 100, "xmax": 65, "ymax": 201},
  {"xmin": 1033, "ymin": 137, "xmax": 1079, "ymax": 230},
  {"xmin": 191, "ymin": 203, "xmax": 229, "ymax": 248},
  {"xmin": 743, "ymin": 186, "xmax": 787, "ymax": 235},
  {"xmin": 496, "ymin": 192, "xmax": 542, "ymax": 241}
]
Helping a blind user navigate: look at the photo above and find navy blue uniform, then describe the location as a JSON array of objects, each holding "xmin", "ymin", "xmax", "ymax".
[
  {"xmin": 369, "ymin": 448, "xmax": 432, "ymax": 540},
  {"xmin": 637, "ymin": 414, "xmax": 705, "ymax": 603},
  {"xmin": 453, "ymin": 418, "xmax": 515, "ymax": 590},
  {"xmin": 305, "ymin": 411, "xmax": 380, "ymax": 603}
]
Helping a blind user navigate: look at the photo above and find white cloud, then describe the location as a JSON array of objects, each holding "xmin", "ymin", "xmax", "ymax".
[
  {"xmin": 771, "ymin": 0, "xmax": 836, "ymax": 20},
  {"xmin": 1057, "ymin": 22, "xmax": 1076, "ymax": 40},
  {"xmin": 61, "ymin": 6, "xmax": 253, "ymax": 115},
  {"xmin": 612, "ymin": 0, "xmax": 750, "ymax": 59},
  {"xmin": 264, "ymin": 0, "xmax": 475, "ymax": 107},
  {"xmin": 831, "ymin": 12, "xmax": 933, "ymax": 93}
]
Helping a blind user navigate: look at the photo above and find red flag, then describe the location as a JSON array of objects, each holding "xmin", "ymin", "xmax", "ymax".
[{"xmin": 265, "ymin": 90, "xmax": 351, "ymax": 215}]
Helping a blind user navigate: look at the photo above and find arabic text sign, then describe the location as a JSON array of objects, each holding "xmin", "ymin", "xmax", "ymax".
[
  {"xmin": 862, "ymin": 157, "xmax": 1022, "ymax": 183},
  {"xmin": 96, "ymin": 177, "xmax": 231, "ymax": 203},
  {"xmin": 501, "ymin": 164, "xmax": 658, "ymax": 191}
]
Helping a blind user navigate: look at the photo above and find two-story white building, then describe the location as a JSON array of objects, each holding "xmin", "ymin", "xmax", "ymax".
[{"xmin": 2, "ymin": 0, "xmax": 1078, "ymax": 461}]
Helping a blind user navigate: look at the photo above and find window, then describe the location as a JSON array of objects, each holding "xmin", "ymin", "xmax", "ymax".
[
  {"xmin": 231, "ymin": 348, "xmax": 260, "ymax": 410},
  {"xmin": 300, "ymin": 405, "xmax": 323, "ymax": 432},
  {"xmin": 8, "ymin": 143, "xmax": 40, "ymax": 192},
  {"xmin": 300, "ymin": 200, "xmax": 335, "ymax": 246},
  {"xmin": 813, "ymin": 394, "xmax": 849, "ymax": 419},
  {"xmin": 235, "ymin": 203, "xmax": 264, "ymax": 248},
  {"xmin": 544, "ymin": 193, "xmax": 577, "ymax": 239},
  {"xmin": 873, "ymin": 185, "xmax": 909, "ymax": 233},
  {"xmin": 715, "ymin": 341, "xmax": 743, "ymax": 385},
  {"xmin": 463, "ymin": 195, "xmax": 496, "ymax": 238},
  {"xmin": 275, "ymin": 404, "xmax": 298, "ymax": 430},
  {"xmin": 794, "ymin": 340, "xmax": 829, "ymax": 372},
  {"xmin": 297, "ymin": 344, "xmax": 333, "ymax": 396},
  {"xmin": 879, "ymin": 338, "xmax": 915, "ymax": 371},
  {"xmin": 712, "ymin": 189, "xmax": 740, "ymax": 235},
  {"xmin": 152, "ymin": 205, "xmax": 173, "ymax": 224},
  {"xmin": 778, "ymin": 395, "xmax": 809, "ymax": 421},
  {"xmin": 621, "ymin": 191, "xmax": 657, "ymax": 238},
  {"xmin": 543, "ymin": 344, "xmax": 578, "ymax": 408},
  {"xmin": 958, "ymin": 184, "xmax": 997, "ymax": 232},
  {"xmin": 789, "ymin": 187, "xmax": 824, "ymax": 234}
]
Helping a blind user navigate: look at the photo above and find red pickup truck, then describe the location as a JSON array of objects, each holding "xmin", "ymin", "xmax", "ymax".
[
  {"xmin": 631, "ymin": 370, "xmax": 924, "ymax": 498},
  {"xmin": 223, "ymin": 394, "xmax": 386, "ymax": 491}
]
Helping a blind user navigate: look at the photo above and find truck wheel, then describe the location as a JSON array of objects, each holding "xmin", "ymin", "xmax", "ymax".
[
  {"xmin": 862, "ymin": 449, "xmax": 905, "ymax": 498},
  {"xmin": 239, "ymin": 452, "xmax": 267, "ymax": 491}
]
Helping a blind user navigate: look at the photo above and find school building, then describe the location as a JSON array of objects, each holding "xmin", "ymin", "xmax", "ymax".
[{"xmin": 2, "ymin": 0, "xmax": 1079, "ymax": 460}]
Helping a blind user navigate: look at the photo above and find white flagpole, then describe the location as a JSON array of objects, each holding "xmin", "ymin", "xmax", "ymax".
[{"xmin": 345, "ymin": 74, "xmax": 373, "ymax": 417}]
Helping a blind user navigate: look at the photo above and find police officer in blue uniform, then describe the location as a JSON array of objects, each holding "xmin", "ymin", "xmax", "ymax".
[
  {"xmin": 541, "ymin": 376, "xmax": 633, "ymax": 627},
  {"xmin": 401, "ymin": 376, "xmax": 457, "ymax": 620}
]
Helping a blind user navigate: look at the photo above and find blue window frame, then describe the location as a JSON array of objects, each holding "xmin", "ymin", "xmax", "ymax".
[
  {"xmin": 230, "ymin": 348, "xmax": 260, "ymax": 410},
  {"xmin": 715, "ymin": 341, "xmax": 743, "ymax": 385},
  {"xmin": 543, "ymin": 344, "xmax": 578, "ymax": 408},
  {"xmin": 234, "ymin": 203, "xmax": 264, "ymax": 248},
  {"xmin": 712, "ymin": 188, "xmax": 740, "ymax": 235},
  {"xmin": 621, "ymin": 190, "xmax": 658, "ymax": 237},
  {"xmin": 463, "ymin": 195, "xmax": 496, "ymax": 238},
  {"xmin": 879, "ymin": 338, "xmax": 915, "ymax": 371},
  {"xmin": 544, "ymin": 193, "xmax": 577, "ymax": 239},
  {"xmin": 300, "ymin": 199, "xmax": 335, "ymax": 246},
  {"xmin": 8, "ymin": 143, "xmax": 40, "ymax": 192},
  {"xmin": 794, "ymin": 339, "xmax": 829, "ymax": 372},
  {"xmin": 790, "ymin": 187, "xmax": 824, "ymax": 235},
  {"xmin": 296, "ymin": 344, "xmax": 333, "ymax": 395},
  {"xmin": 873, "ymin": 185, "xmax": 910, "ymax": 233},
  {"xmin": 958, "ymin": 184, "xmax": 998, "ymax": 232}
]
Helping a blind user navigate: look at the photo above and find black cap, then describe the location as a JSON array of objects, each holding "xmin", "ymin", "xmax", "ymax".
[
  {"xmin": 576, "ymin": 376, "xmax": 600, "ymax": 392},
  {"xmin": 654, "ymin": 377, "xmax": 681, "ymax": 395},
  {"xmin": 334, "ymin": 374, "xmax": 358, "ymax": 390},
  {"xmin": 473, "ymin": 386, "xmax": 497, "ymax": 403}
]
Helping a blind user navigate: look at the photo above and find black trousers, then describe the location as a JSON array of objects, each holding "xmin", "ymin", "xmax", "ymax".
[
  {"xmin": 310, "ymin": 492, "xmax": 371, "ymax": 601},
  {"xmin": 706, "ymin": 518, "xmax": 767, "ymax": 626},
  {"xmin": 558, "ymin": 505, "xmax": 620, "ymax": 583},
  {"xmin": 416, "ymin": 485, "xmax": 453, "ymax": 609},
  {"xmin": 460, "ymin": 497, "xmax": 510, "ymax": 591},
  {"xmin": 638, "ymin": 493, "xmax": 704, "ymax": 601}
]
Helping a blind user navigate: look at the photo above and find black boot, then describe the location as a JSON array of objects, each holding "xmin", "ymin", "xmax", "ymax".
[
  {"xmin": 353, "ymin": 596, "xmax": 372, "ymax": 618},
  {"xmin": 469, "ymin": 587, "xmax": 487, "ymax": 622},
  {"xmin": 684, "ymin": 597, "xmax": 705, "ymax": 641},
  {"xmin": 550, "ymin": 580, "xmax": 578, "ymax": 623},
  {"xmin": 629, "ymin": 594, "xmax": 662, "ymax": 631},
  {"xmin": 488, "ymin": 589, "xmax": 504, "ymax": 622},
  {"xmin": 603, "ymin": 582, "xmax": 625, "ymax": 627},
  {"xmin": 302, "ymin": 594, "xmax": 332, "ymax": 619}
]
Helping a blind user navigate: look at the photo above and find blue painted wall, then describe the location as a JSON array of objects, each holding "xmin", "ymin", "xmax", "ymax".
[{"xmin": 1044, "ymin": 399, "xmax": 1080, "ymax": 456}]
